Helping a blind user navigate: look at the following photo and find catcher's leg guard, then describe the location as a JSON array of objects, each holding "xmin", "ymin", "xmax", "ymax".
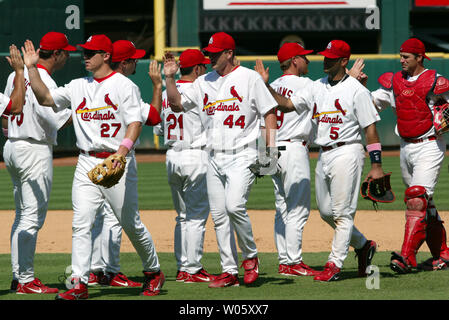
[
  {"xmin": 391, "ymin": 186, "xmax": 428, "ymax": 273},
  {"xmin": 425, "ymin": 201, "xmax": 449, "ymax": 261}
]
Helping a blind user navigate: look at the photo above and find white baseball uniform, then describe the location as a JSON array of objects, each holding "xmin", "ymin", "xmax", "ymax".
[
  {"xmin": 3, "ymin": 66, "xmax": 71, "ymax": 284},
  {"xmin": 371, "ymin": 70, "xmax": 449, "ymax": 197},
  {"xmin": 180, "ymin": 66, "xmax": 277, "ymax": 274},
  {"xmin": 153, "ymin": 80, "xmax": 210, "ymax": 275},
  {"xmin": 49, "ymin": 71, "xmax": 160, "ymax": 284},
  {"xmin": 291, "ymin": 75, "xmax": 380, "ymax": 268},
  {"xmin": 0, "ymin": 93, "xmax": 12, "ymax": 116},
  {"xmin": 89, "ymin": 102, "xmax": 162, "ymax": 276},
  {"xmin": 268, "ymin": 74, "xmax": 314, "ymax": 266}
]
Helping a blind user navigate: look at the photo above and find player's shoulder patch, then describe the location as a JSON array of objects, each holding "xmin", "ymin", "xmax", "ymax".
[
  {"xmin": 434, "ymin": 75, "xmax": 449, "ymax": 95},
  {"xmin": 377, "ymin": 72, "xmax": 394, "ymax": 89}
]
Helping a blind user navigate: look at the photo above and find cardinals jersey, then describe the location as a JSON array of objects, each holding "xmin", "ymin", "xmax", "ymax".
[
  {"xmin": 180, "ymin": 66, "xmax": 277, "ymax": 151},
  {"xmin": 0, "ymin": 93, "xmax": 11, "ymax": 117},
  {"xmin": 291, "ymin": 75, "xmax": 380, "ymax": 147},
  {"xmin": 50, "ymin": 72, "xmax": 142, "ymax": 152},
  {"xmin": 372, "ymin": 69, "xmax": 449, "ymax": 139},
  {"xmin": 154, "ymin": 80, "xmax": 206, "ymax": 149},
  {"xmin": 269, "ymin": 74, "xmax": 314, "ymax": 142},
  {"xmin": 5, "ymin": 66, "xmax": 71, "ymax": 145},
  {"xmin": 140, "ymin": 102, "xmax": 161, "ymax": 127}
]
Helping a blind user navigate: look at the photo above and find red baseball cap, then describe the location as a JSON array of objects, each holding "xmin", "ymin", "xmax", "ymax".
[
  {"xmin": 112, "ymin": 40, "xmax": 146, "ymax": 62},
  {"xmin": 203, "ymin": 32, "xmax": 235, "ymax": 53},
  {"xmin": 318, "ymin": 40, "xmax": 351, "ymax": 59},
  {"xmin": 277, "ymin": 42, "xmax": 313, "ymax": 63},
  {"xmin": 40, "ymin": 32, "xmax": 76, "ymax": 51},
  {"xmin": 179, "ymin": 49, "xmax": 210, "ymax": 68},
  {"xmin": 78, "ymin": 35, "xmax": 113, "ymax": 53},
  {"xmin": 400, "ymin": 38, "xmax": 431, "ymax": 61}
]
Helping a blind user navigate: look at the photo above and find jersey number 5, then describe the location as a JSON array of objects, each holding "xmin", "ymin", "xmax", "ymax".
[
  {"xmin": 100, "ymin": 123, "xmax": 121, "ymax": 137},
  {"xmin": 330, "ymin": 126, "xmax": 340, "ymax": 140},
  {"xmin": 167, "ymin": 114, "xmax": 183, "ymax": 140}
]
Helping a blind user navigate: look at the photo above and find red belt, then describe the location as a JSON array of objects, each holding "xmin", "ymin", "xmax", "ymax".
[
  {"xmin": 403, "ymin": 135, "xmax": 437, "ymax": 144},
  {"xmin": 80, "ymin": 149, "xmax": 114, "ymax": 159},
  {"xmin": 321, "ymin": 142, "xmax": 346, "ymax": 152}
]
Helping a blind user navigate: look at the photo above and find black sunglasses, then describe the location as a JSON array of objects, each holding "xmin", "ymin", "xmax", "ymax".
[{"xmin": 83, "ymin": 50, "xmax": 105, "ymax": 59}]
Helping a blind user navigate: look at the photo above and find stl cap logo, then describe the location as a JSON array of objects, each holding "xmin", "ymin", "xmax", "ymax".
[
  {"xmin": 131, "ymin": 41, "xmax": 136, "ymax": 48},
  {"xmin": 209, "ymin": 37, "xmax": 213, "ymax": 44},
  {"xmin": 87, "ymin": 36, "xmax": 92, "ymax": 42},
  {"xmin": 327, "ymin": 42, "xmax": 332, "ymax": 49}
]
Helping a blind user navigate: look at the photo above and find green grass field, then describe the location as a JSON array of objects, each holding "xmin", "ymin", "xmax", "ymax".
[{"xmin": 2, "ymin": 154, "xmax": 449, "ymax": 303}]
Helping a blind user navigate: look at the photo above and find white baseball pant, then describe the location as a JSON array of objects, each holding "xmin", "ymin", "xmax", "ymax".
[
  {"xmin": 166, "ymin": 148, "xmax": 210, "ymax": 274},
  {"xmin": 71, "ymin": 152, "xmax": 160, "ymax": 284},
  {"xmin": 272, "ymin": 140, "xmax": 311, "ymax": 265},
  {"xmin": 4, "ymin": 139, "xmax": 53, "ymax": 284},
  {"xmin": 207, "ymin": 148, "xmax": 258, "ymax": 275},
  {"xmin": 315, "ymin": 143, "xmax": 368, "ymax": 268}
]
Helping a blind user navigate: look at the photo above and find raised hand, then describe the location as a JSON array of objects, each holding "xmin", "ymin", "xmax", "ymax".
[
  {"xmin": 254, "ymin": 59, "xmax": 270, "ymax": 84},
  {"xmin": 148, "ymin": 60, "xmax": 162, "ymax": 87},
  {"xmin": 6, "ymin": 45, "xmax": 24, "ymax": 72},
  {"xmin": 21, "ymin": 39, "xmax": 40, "ymax": 69},
  {"xmin": 347, "ymin": 58, "xmax": 365, "ymax": 79},
  {"xmin": 163, "ymin": 52, "xmax": 179, "ymax": 78}
]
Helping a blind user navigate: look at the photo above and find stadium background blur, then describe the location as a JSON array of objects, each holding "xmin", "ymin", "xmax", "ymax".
[{"xmin": 0, "ymin": 0, "xmax": 448, "ymax": 156}]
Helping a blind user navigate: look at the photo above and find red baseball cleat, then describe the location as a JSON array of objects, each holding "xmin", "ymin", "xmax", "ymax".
[
  {"xmin": 278, "ymin": 264, "xmax": 290, "ymax": 275},
  {"xmin": 313, "ymin": 262, "xmax": 341, "ymax": 282},
  {"xmin": 141, "ymin": 270, "xmax": 165, "ymax": 296},
  {"xmin": 289, "ymin": 262, "xmax": 320, "ymax": 276},
  {"xmin": 88, "ymin": 271, "xmax": 103, "ymax": 286},
  {"xmin": 16, "ymin": 278, "xmax": 59, "ymax": 294},
  {"xmin": 417, "ymin": 257, "xmax": 448, "ymax": 271},
  {"xmin": 55, "ymin": 280, "xmax": 88, "ymax": 300},
  {"xmin": 184, "ymin": 268, "xmax": 216, "ymax": 283},
  {"xmin": 355, "ymin": 240, "xmax": 377, "ymax": 277},
  {"xmin": 241, "ymin": 257, "xmax": 259, "ymax": 284},
  {"xmin": 108, "ymin": 272, "xmax": 142, "ymax": 287},
  {"xmin": 208, "ymin": 272, "xmax": 239, "ymax": 288},
  {"xmin": 390, "ymin": 252, "xmax": 413, "ymax": 274},
  {"xmin": 176, "ymin": 270, "xmax": 189, "ymax": 282}
]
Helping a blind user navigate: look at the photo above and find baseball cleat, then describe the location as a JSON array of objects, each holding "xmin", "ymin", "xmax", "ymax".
[
  {"xmin": 16, "ymin": 278, "xmax": 59, "ymax": 294},
  {"xmin": 141, "ymin": 270, "xmax": 165, "ymax": 296},
  {"xmin": 390, "ymin": 252, "xmax": 413, "ymax": 274},
  {"xmin": 313, "ymin": 262, "xmax": 341, "ymax": 282},
  {"xmin": 108, "ymin": 272, "xmax": 142, "ymax": 287},
  {"xmin": 10, "ymin": 279, "xmax": 18, "ymax": 293},
  {"xmin": 55, "ymin": 280, "xmax": 88, "ymax": 300},
  {"xmin": 289, "ymin": 262, "xmax": 320, "ymax": 276},
  {"xmin": 355, "ymin": 240, "xmax": 377, "ymax": 277},
  {"xmin": 417, "ymin": 257, "xmax": 449, "ymax": 271},
  {"xmin": 208, "ymin": 272, "xmax": 239, "ymax": 288},
  {"xmin": 176, "ymin": 270, "xmax": 189, "ymax": 282},
  {"xmin": 241, "ymin": 257, "xmax": 259, "ymax": 284},
  {"xmin": 278, "ymin": 264, "xmax": 290, "ymax": 276},
  {"xmin": 184, "ymin": 268, "xmax": 216, "ymax": 283},
  {"xmin": 88, "ymin": 271, "xmax": 103, "ymax": 286}
]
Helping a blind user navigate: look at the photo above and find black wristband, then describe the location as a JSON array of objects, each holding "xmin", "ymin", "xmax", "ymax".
[{"xmin": 369, "ymin": 150, "xmax": 382, "ymax": 164}]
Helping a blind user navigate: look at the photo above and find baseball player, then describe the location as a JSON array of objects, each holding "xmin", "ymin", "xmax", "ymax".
[
  {"xmin": 22, "ymin": 35, "xmax": 164, "ymax": 299},
  {"xmin": 263, "ymin": 42, "xmax": 319, "ymax": 277},
  {"xmin": 5, "ymin": 34, "xmax": 67, "ymax": 295},
  {"xmin": 367, "ymin": 38, "xmax": 449, "ymax": 272},
  {"xmin": 153, "ymin": 49, "xmax": 214, "ymax": 283},
  {"xmin": 88, "ymin": 40, "xmax": 163, "ymax": 287},
  {"xmin": 164, "ymin": 32, "xmax": 278, "ymax": 288},
  {"xmin": 256, "ymin": 39, "xmax": 382, "ymax": 281},
  {"xmin": 0, "ymin": 45, "xmax": 25, "ymax": 117}
]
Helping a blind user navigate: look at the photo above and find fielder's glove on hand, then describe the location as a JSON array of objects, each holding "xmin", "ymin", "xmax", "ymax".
[
  {"xmin": 87, "ymin": 153, "xmax": 127, "ymax": 188},
  {"xmin": 360, "ymin": 172, "xmax": 395, "ymax": 209},
  {"xmin": 248, "ymin": 147, "xmax": 280, "ymax": 178},
  {"xmin": 434, "ymin": 103, "xmax": 449, "ymax": 135}
]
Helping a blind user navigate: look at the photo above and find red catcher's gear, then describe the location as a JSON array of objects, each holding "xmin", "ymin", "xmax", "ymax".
[{"xmin": 392, "ymin": 70, "xmax": 437, "ymax": 138}]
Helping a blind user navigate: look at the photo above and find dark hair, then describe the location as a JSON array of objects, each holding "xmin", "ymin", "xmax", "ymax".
[
  {"xmin": 39, "ymin": 49, "xmax": 54, "ymax": 60},
  {"xmin": 180, "ymin": 66, "xmax": 194, "ymax": 76},
  {"xmin": 110, "ymin": 61, "xmax": 120, "ymax": 70}
]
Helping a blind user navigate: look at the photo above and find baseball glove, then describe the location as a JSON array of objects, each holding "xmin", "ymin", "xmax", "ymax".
[
  {"xmin": 360, "ymin": 172, "xmax": 395, "ymax": 209},
  {"xmin": 248, "ymin": 147, "xmax": 280, "ymax": 178},
  {"xmin": 87, "ymin": 154, "xmax": 127, "ymax": 188},
  {"xmin": 433, "ymin": 102, "xmax": 449, "ymax": 135}
]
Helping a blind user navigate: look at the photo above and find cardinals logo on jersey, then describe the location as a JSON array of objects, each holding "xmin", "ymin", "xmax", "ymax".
[
  {"xmin": 334, "ymin": 99, "xmax": 346, "ymax": 116},
  {"xmin": 76, "ymin": 98, "xmax": 87, "ymax": 112},
  {"xmin": 203, "ymin": 93, "xmax": 209, "ymax": 108},
  {"xmin": 230, "ymin": 86, "xmax": 242, "ymax": 102},
  {"xmin": 104, "ymin": 94, "xmax": 118, "ymax": 111}
]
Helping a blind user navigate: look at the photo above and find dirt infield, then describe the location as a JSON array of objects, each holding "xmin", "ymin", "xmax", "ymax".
[{"xmin": 0, "ymin": 209, "xmax": 445, "ymax": 254}]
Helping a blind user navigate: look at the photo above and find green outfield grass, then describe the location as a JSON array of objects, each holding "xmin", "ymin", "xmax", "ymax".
[
  {"xmin": 1, "ymin": 155, "xmax": 449, "ymax": 211},
  {"xmin": 1, "ymin": 251, "xmax": 449, "ymax": 301}
]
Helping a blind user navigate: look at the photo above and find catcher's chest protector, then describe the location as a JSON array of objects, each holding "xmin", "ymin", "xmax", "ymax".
[{"xmin": 393, "ymin": 70, "xmax": 437, "ymax": 138}]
